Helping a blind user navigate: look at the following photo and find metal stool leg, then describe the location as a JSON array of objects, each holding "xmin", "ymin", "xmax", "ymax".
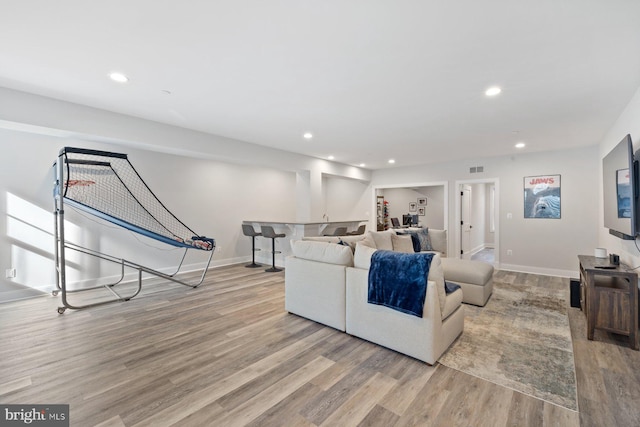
[
  {"xmin": 245, "ymin": 235, "xmax": 261, "ymax": 268},
  {"xmin": 260, "ymin": 225, "xmax": 285, "ymax": 273},
  {"xmin": 265, "ymin": 237, "xmax": 282, "ymax": 273}
]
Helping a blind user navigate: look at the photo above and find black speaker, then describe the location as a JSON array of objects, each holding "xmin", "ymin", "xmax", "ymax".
[{"xmin": 570, "ymin": 279, "xmax": 581, "ymax": 309}]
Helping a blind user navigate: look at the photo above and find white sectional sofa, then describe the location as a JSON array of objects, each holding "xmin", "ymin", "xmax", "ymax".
[{"xmin": 284, "ymin": 235, "xmax": 464, "ymax": 364}]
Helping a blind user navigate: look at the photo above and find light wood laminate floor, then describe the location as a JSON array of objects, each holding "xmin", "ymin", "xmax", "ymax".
[{"xmin": 0, "ymin": 265, "xmax": 638, "ymax": 426}]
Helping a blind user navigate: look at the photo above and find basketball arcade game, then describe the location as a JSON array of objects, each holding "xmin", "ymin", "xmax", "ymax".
[{"xmin": 53, "ymin": 147, "xmax": 215, "ymax": 313}]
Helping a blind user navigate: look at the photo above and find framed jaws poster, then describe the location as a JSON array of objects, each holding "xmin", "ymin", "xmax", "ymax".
[{"xmin": 524, "ymin": 175, "xmax": 561, "ymax": 219}]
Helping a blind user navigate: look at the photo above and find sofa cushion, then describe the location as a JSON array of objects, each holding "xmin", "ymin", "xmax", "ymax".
[
  {"xmin": 291, "ymin": 240, "xmax": 354, "ymax": 266},
  {"xmin": 366, "ymin": 230, "xmax": 394, "ymax": 251},
  {"xmin": 354, "ymin": 243, "xmax": 377, "ymax": 270},
  {"xmin": 440, "ymin": 257, "xmax": 493, "ymax": 284},
  {"xmin": 428, "ymin": 229, "xmax": 447, "ymax": 255},
  {"xmin": 416, "ymin": 228, "xmax": 433, "ymax": 251},
  {"xmin": 358, "ymin": 232, "xmax": 377, "ymax": 249},
  {"xmin": 302, "ymin": 235, "xmax": 364, "ymax": 252},
  {"xmin": 409, "ymin": 234, "xmax": 422, "ymax": 252},
  {"xmin": 391, "ymin": 233, "xmax": 415, "ymax": 253}
]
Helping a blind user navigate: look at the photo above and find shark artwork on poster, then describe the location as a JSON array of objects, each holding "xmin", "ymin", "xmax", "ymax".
[{"xmin": 524, "ymin": 175, "xmax": 561, "ymax": 219}]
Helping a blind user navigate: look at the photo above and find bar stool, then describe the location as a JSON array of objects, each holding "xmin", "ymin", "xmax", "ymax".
[
  {"xmin": 324, "ymin": 226, "xmax": 347, "ymax": 236},
  {"xmin": 241, "ymin": 224, "xmax": 262, "ymax": 268},
  {"xmin": 347, "ymin": 224, "xmax": 366, "ymax": 235},
  {"xmin": 261, "ymin": 225, "xmax": 286, "ymax": 272}
]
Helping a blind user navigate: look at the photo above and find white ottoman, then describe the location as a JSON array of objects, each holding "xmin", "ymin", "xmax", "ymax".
[{"xmin": 441, "ymin": 258, "xmax": 494, "ymax": 306}]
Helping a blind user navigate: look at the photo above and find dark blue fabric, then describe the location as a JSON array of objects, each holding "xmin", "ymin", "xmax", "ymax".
[
  {"xmin": 445, "ymin": 281, "xmax": 461, "ymax": 294},
  {"xmin": 409, "ymin": 234, "xmax": 421, "ymax": 252},
  {"xmin": 367, "ymin": 251, "xmax": 434, "ymax": 317}
]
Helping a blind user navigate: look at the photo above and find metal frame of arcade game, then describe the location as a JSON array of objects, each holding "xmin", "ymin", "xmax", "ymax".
[{"xmin": 53, "ymin": 147, "xmax": 215, "ymax": 313}]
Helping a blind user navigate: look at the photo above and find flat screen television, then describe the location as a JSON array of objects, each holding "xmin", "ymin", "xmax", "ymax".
[{"xmin": 603, "ymin": 134, "xmax": 638, "ymax": 239}]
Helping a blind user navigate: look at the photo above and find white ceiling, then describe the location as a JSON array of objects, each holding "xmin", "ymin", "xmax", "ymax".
[{"xmin": 1, "ymin": 1, "xmax": 640, "ymax": 170}]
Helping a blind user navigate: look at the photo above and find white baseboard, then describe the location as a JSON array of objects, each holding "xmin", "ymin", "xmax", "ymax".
[
  {"xmin": 464, "ymin": 244, "xmax": 495, "ymax": 257},
  {"xmin": 465, "ymin": 245, "xmax": 484, "ymax": 257}
]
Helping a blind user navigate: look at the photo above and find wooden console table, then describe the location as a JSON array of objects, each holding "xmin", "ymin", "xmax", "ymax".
[{"xmin": 578, "ymin": 255, "xmax": 638, "ymax": 350}]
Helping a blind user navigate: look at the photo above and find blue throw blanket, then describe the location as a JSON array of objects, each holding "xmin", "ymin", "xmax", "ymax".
[{"xmin": 367, "ymin": 251, "xmax": 434, "ymax": 317}]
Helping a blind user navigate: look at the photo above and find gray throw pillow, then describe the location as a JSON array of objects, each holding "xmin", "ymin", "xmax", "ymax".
[{"xmin": 416, "ymin": 228, "xmax": 433, "ymax": 251}]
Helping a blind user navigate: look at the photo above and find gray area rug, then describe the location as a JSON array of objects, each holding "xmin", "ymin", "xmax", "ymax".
[{"xmin": 438, "ymin": 275, "xmax": 577, "ymax": 410}]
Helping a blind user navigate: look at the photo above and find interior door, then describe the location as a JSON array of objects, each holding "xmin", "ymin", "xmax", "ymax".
[{"xmin": 460, "ymin": 185, "xmax": 472, "ymax": 259}]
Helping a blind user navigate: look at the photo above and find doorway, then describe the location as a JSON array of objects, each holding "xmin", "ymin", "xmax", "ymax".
[
  {"xmin": 372, "ymin": 181, "xmax": 448, "ymax": 244},
  {"xmin": 460, "ymin": 185, "xmax": 472, "ymax": 259},
  {"xmin": 454, "ymin": 178, "xmax": 499, "ymax": 265}
]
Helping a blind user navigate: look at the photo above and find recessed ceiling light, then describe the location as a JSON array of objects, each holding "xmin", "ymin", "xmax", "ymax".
[
  {"xmin": 328, "ymin": 155, "xmax": 334, "ymax": 160},
  {"xmin": 515, "ymin": 142, "xmax": 526, "ymax": 149},
  {"xmin": 359, "ymin": 163, "xmax": 366, "ymax": 167},
  {"xmin": 388, "ymin": 159, "xmax": 395, "ymax": 164},
  {"xmin": 303, "ymin": 132, "xmax": 313, "ymax": 139},
  {"xmin": 485, "ymin": 86, "xmax": 501, "ymax": 97},
  {"xmin": 109, "ymin": 72, "xmax": 129, "ymax": 83}
]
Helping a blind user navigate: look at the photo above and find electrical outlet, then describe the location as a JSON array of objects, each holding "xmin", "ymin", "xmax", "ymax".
[
  {"xmin": 216, "ymin": 246, "xmax": 222, "ymax": 252},
  {"xmin": 507, "ymin": 250, "xmax": 513, "ymax": 256},
  {"xmin": 5, "ymin": 268, "xmax": 16, "ymax": 278}
]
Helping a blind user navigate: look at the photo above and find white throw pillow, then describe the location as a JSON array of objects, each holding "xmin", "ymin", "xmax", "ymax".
[
  {"xmin": 367, "ymin": 230, "xmax": 394, "ymax": 251},
  {"xmin": 354, "ymin": 243, "xmax": 377, "ymax": 270},
  {"xmin": 391, "ymin": 233, "xmax": 414, "ymax": 253},
  {"xmin": 359, "ymin": 232, "xmax": 377, "ymax": 249},
  {"xmin": 428, "ymin": 229, "xmax": 447, "ymax": 255}
]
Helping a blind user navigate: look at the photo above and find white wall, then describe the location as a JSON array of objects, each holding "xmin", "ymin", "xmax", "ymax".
[
  {"xmin": 598, "ymin": 85, "xmax": 640, "ymax": 267},
  {"xmin": 0, "ymin": 87, "xmax": 371, "ymax": 222},
  {"xmin": 0, "ymin": 129, "xmax": 297, "ymax": 301},
  {"xmin": 0, "ymin": 87, "xmax": 373, "ymax": 302},
  {"xmin": 421, "ymin": 186, "xmax": 445, "ymax": 229},
  {"xmin": 370, "ymin": 145, "xmax": 599, "ymax": 276},
  {"xmin": 323, "ymin": 175, "xmax": 370, "ymax": 224}
]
